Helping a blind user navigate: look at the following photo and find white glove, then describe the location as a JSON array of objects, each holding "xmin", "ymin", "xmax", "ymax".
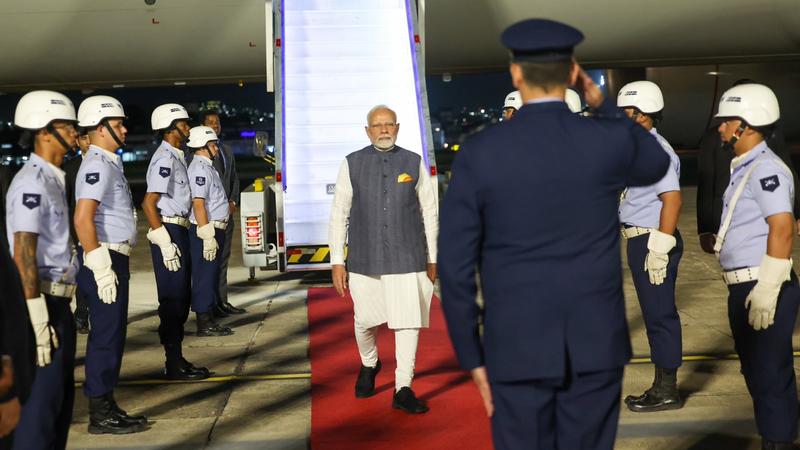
[
  {"xmin": 147, "ymin": 226, "xmax": 181, "ymax": 272},
  {"xmin": 644, "ymin": 230, "xmax": 676, "ymax": 285},
  {"xmin": 746, "ymin": 255, "xmax": 792, "ymax": 331},
  {"xmin": 26, "ymin": 295, "xmax": 59, "ymax": 367},
  {"xmin": 197, "ymin": 223, "xmax": 218, "ymax": 262},
  {"xmin": 84, "ymin": 246, "xmax": 118, "ymax": 304}
]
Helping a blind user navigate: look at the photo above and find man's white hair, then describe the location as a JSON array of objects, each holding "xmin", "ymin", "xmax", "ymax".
[{"xmin": 366, "ymin": 105, "xmax": 396, "ymax": 125}]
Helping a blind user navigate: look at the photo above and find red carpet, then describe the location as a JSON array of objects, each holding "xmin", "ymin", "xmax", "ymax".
[{"xmin": 308, "ymin": 287, "xmax": 493, "ymax": 450}]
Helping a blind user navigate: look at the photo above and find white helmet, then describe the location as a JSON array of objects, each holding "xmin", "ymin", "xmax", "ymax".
[
  {"xmin": 151, "ymin": 103, "xmax": 190, "ymax": 131},
  {"xmin": 503, "ymin": 90, "xmax": 522, "ymax": 110},
  {"xmin": 565, "ymin": 89, "xmax": 582, "ymax": 113},
  {"xmin": 78, "ymin": 95, "xmax": 126, "ymax": 127},
  {"xmin": 715, "ymin": 83, "xmax": 779, "ymax": 127},
  {"xmin": 187, "ymin": 126, "xmax": 218, "ymax": 149},
  {"xmin": 14, "ymin": 90, "xmax": 76, "ymax": 130},
  {"xmin": 617, "ymin": 81, "xmax": 664, "ymax": 114}
]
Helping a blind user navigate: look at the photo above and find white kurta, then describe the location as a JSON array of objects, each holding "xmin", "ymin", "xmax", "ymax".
[{"xmin": 328, "ymin": 148, "xmax": 438, "ymax": 329}]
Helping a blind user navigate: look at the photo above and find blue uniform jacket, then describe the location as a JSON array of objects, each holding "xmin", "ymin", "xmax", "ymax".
[{"xmin": 439, "ymin": 98, "xmax": 670, "ymax": 382}]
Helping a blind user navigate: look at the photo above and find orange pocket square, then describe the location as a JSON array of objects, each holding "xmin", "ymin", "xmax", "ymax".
[{"xmin": 397, "ymin": 173, "xmax": 414, "ymax": 183}]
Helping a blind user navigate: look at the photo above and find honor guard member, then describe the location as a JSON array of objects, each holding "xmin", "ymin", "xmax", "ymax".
[
  {"xmin": 329, "ymin": 105, "xmax": 438, "ymax": 414},
  {"xmin": 186, "ymin": 126, "xmax": 234, "ymax": 337},
  {"xmin": 714, "ymin": 84, "xmax": 799, "ymax": 450},
  {"xmin": 199, "ymin": 110, "xmax": 245, "ymax": 317},
  {"xmin": 143, "ymin": 104, "xmax": 213, "ymax": 379},
  {"xmin": 616, "ymin": 81, "xmax": 684, "ymax": 412},
  {"xmin": 502, "ymin": 90, "xmax": 522, "ymax": 120},
  {"xmin": 6, "ymin": 90, "xmax": 78, "ymax": 450},
  {"xmin": 439, "ymin": 19, "xmax": 671, "ymax": 450},
  {"xmin": 74, "ymin": 96, "xmax": 147, "ymax": 434}
]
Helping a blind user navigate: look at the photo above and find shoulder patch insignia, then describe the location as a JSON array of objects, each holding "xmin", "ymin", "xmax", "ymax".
[
  {"xmin": 195, "ymin": 176, "xmax": 206, "ymax": 186},
  {"xmin": 85, "ymin": 172, "xmax": 100, "ymax": 185},
  {"xmin": 760, "ymin": 175, "xmax": 780, "ymax": 192},
  {"xmin": 22, "ymin": 193, "xmax": 41, "ymax": 209},
  {"xmin": 159, "ymin": 166, "xmax": 171, "ymax": 178}
]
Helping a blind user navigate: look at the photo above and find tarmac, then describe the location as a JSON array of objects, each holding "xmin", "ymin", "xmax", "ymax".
[{"xmin": 64, "ymin": 186, "xmax": 800, "ymax": 450}]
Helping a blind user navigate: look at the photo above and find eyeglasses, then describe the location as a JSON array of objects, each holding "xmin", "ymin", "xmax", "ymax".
[{"xmin": 368, "ymin": 122, "xmax": 397, "ymax": 129}]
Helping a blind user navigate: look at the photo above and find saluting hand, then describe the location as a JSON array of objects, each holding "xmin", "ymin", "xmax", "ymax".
[
  {"xmin": 332, "ymin": 264, "xmax": 348, "ymax": 297},
  {"xmin": 574, "ymin": 64, "xmax": 604, "ymax": 109}
]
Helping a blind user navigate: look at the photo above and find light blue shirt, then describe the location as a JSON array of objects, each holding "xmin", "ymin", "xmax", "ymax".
[
  {"xmin": 188, "ymin": 155, "xmax": 229, "ymax": 223},
  {"xmin": 75, "ymin": 145, "xmax": 137, "ymax": 245},
  {"xmin": 619, "ymin": 128, "xmax": 681, "ymax": 228},
  {"xmin": 146, "ymin": 141, "xmax": 191, "ymax": 217},
  {"xmin": 5, "ymin": 153, "xmax": 77, "ymax": 284},
  {"xmin": 719, "ymin": 142, "xmax": 794, "ymax": 270}
]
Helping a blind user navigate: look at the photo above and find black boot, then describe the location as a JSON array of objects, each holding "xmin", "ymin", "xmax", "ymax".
[
  {"xmin": 392, "ymin": 387, "xmax": 429, "ymax": 414},
  {"xmin": 196, "ymin": 312, "xmax": 233, "ymax": 337},
  {"xmin": 107, "ymin": 391, "xmax": 148, "ymax": 426},
  {"xmin": 762, "ymin": 439, "xmax": 799, "ymax": 450},
  {"xmin": 354, "ymin": 360, "xmax": 381, "ymax": 398},
  {"xmin": 88, "ymin": 394, "xmax": 147, "ymax": 434},
  {"xmin": 212, "ymin": 304, "xmax": 230, "ymax": 318},
  {"xmin": 625, "ymin": 366, "xmax": 682, "ymax": 412},
  {"xmin": 165, "ymin": 357, "xmax": 211, "ymax": 380}
]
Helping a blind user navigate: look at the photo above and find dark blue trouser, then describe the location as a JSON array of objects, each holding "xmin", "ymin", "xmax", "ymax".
[
  {"xmin": 150, "ymin": 223, "xmax": 192, "ymax": 350},
  {"xmin": 189, "ymin": 225, "xmax": 225, "ymax": 314},
  {"xmin": 77, "ymin": 249, "xmax": 129, "ymax": 398},
  {"xmin": 12, "ymin": 295, "xmax": 76, "ymax": 450},
  {"xmin": 728, "ymin": 276, "xmax": 800, "ymax": 443},
  {"xmin": 626, "ymin": 229, "xmax": 683, "ymax": 369},
  {"xmin": 217, "ymin": 217, "xmax": 234, "ymax": 306},
  {"xmin": 490, "ymin": 368, "xmax": 624, "ymax": 450}
]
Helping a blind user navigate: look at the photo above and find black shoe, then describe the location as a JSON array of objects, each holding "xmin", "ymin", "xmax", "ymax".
[
  {"xmin": 75, "ymin": 315, "xmax": 90, "ymax": 334},
  {"xmin": 625, "ymin": 367, "xmax": 682, "ymax": 413},
  {"xmin": 196, "ymin": 312, "xmax": 234, "ymax": 337},
  {"xmin": 762, "ymin": 439, "xmax": 799, "ymax": 450},
  {"xmin": 354, "ymin": 360, "xmax": 381, "ymax": 398},
  {"xmin": 392, "ymin": 387, "xmax": 429, "ymax": 414},
  {"xmin": 212, "ymin": 304, "xmax": 230, "ymax": 318},
  {"xmin": 88, "ymin": 395, "xmax": 147, "ymax": 434},
  {"xmin": 222, "ymin": 302, "xmax": 247, "ymax": 314},
  {"xmin": 165, "ymin": 358, "xmax": 211, "ymax": 380}
]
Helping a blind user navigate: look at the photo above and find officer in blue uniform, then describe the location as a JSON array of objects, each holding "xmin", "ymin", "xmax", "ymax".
[
  {"xmin": 186, "ymin": 126, "xmax": 233, "ymax": 337},
  {"xmin": 438, "ymin": 19, "xmax": 670, "ymax": 450},
  {"xmin": 616, "ymin": 81, "xmax": 684, "ymax": 412},
  {"xmin": 73, "ymin": 95, "xmax": 147, "ymax": 434},
  {"xmin": 142, "ymin": 103, "xmax": 213, "ymax": 379},
  {"xmin": 6, "ymin": 90, "xmax": 78, "ymax": 450},
  {"xmin": 713, "ymin": 84, "xmax": 798, "ymax": 450}
]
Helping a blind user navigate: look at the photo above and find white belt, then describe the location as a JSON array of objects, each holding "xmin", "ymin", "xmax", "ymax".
[
  {"xmin": 40, "ymin": 281, "xmax": 77, "ymax": 298},
  {"xmin": 722, "ymin": 267, "xmax": 759, "ymax": 285},
  {"xmin": 100, "ymin": 242, "xmax": 132, "ymax": 257},
  {"xmin": 162, "ymin": 215, "xmax": 190, "ymax": 228},
  {"xmin": 621, "ymin": 226, "xmax": 652, "ymax": 239},
  {"xmin": 211, "ymin": 220, "xmax": 228, "ymax": 230}
]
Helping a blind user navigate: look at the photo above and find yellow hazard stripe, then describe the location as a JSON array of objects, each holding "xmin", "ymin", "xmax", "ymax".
[
  {"xmin": 310, "ymin": 247, "xmax": 329, "ymax": 263},
  {"xmin": 74, "ymin": 372, "xmax": 312, "ymax": 388},
  {"xmin": 630, "ymin": 351, "xmax": 800, "ymax": 365},
  {"xmin": 288, "ymin": 253, "xmax": 302, "ymax": 263}
]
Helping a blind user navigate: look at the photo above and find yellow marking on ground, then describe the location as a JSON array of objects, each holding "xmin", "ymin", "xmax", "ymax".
[
  {"xmin": 74, "ymin": 373, "xmax": 312, "ymax": 388},
  {"xmin": 629, "ymin": 352, "xmax": 800, "ymax": 364},
  {"xmin": 310, "ymin": 247, "xmax": 329, "ymax": 263}
]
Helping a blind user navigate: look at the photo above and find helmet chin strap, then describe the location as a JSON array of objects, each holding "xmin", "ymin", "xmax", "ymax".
[
  {"xmin": 101, "ymin": 118, "xmax": 125, "ymax": 149},
  {"xmin": 722, "ymin": 123, "xmax": 747, "ymax": 153},
  {"xmin": 46, "ymin": 123, "xmax": 75, "ymax": 153}
]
